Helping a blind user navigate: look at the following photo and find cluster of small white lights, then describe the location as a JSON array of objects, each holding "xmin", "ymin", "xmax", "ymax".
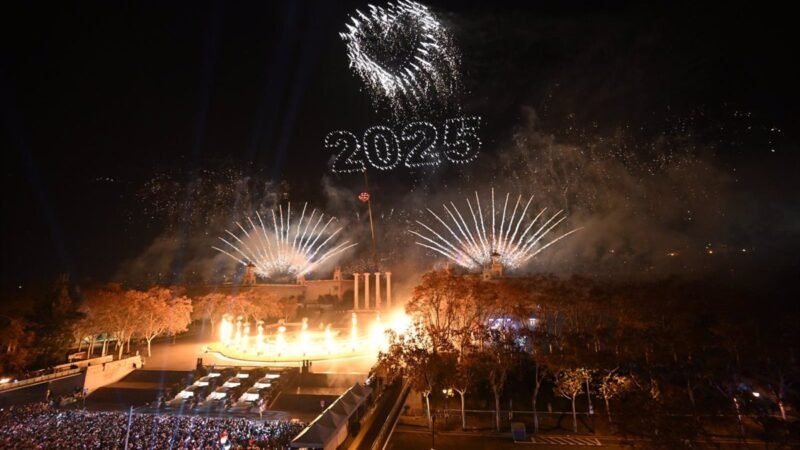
[
  {"xmin": 364, "ymin": 125, "xmax": 402, "ymax": 170},
  {"xmin": 325, "ymin": 130, "xmax": 365, "ymax": 174},
  {"xmin": 325, "ymin": 116, "xmax": 481, "ymax": 173},
  {"xmin": 213, "ymin": 203, "xmax": 357, "ymax": 279},
  {"xmin": 410, "ymin": 189, "xmax": 583, "ymax": 270},
  {"xmin": 402, "ymin": 121, "xmax": 439, "ymax": 168},
  {"xmin": 340, "ymin": 1, "xmax": 460, "ymax": 114},
  {"xmin": 442, "ymin": 116, "xmax": 481, "ymax": 164}
]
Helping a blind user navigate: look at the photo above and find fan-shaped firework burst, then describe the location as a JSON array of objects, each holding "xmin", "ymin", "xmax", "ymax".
[
  {"xmin": 340, "ymin": 1, "xmax": 460, "ymax": 116},
  {"xmin": 213, "ymin": 203, "xmax": 357, "ymax": 280},
  {"xmin": 410, "ymin": 190, "xmax": 582, "ymax": 270}
]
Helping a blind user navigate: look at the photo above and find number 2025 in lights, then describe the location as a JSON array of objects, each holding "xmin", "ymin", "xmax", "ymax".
[{"xmin": 324, "ymin": 116, "xmax": 482, "ymax": 173}]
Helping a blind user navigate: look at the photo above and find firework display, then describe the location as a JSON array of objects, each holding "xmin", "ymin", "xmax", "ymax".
[
  {"xmin": 325, "ymin": 115, "xmax": 481, "ymax": 173},
  {"xmin": 340, "ymin": 1, "xmax": 461, "ymax": 116},
  {"xmin": 410, "ymin": 189, "xmax": 582, "ymax": 270},
  {"xmin": 213, "ymin": 203, "xmax": 357, "ymax": 280}
]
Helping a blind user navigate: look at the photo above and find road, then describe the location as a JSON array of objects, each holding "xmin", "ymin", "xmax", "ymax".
[
  {"xmin": 389, "ymin": 429, "xmax": 602, "ymax": 450},
  {"xmin": 387, "ymin": 426, "xmax": 797, "ymax": 450}
]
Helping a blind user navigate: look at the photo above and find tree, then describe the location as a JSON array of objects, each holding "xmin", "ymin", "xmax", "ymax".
[
  {"xmin": 448, "ymin": 351, "xmax": 482, "ymax": 430},
  {"xmin": 597, "ymin": 367, "xmax": 630, "ymax": 423},
  {"xmin": 135, "ymin": 287, "xmax": 192, "ymax": 356},
  {"xmin": 165, "ymin": 295, "xmax": 193, "ymax": 339},
  {"xmin": 555, "ymin": 368, "xmax": 589, "ymax": 433},
  {"xmin": 192, "ymin": 293, "xmax": 229, "ymax": 336},
  {"xmin": 530, "ymin": 358, "xmax": 549, "ymax": 433},
  {"xmin": 225, "ymin": 291, "xmax": 271, "ymax": 323},
  {"xmin": 81, "ymin": 283, "xmax": 133, "ymax": 359},
  {"xmin": 271, "ymin": 296, "xmax": 298, "ymax": 321},
  {"xmin": 0, "ymin": 316, "xmax": 34, "ymax": 373},
  {"xmin": 194, "ymin": 290, "xmax": 292, "ymax": 337},
  {"xmin": 713, "ymin": 375, "xmax": 746, "ymax": 438},
  {"xmin": 0, "ymin": 316, "xmax": 27, "ymax": 355},
  {"xmin": 764, "ymin": 369, "xmax": 790, "ymax": 422},
  {"xmin": 518, "ymin": 320, "xmax": 552, "ymax": 435},
  {"xmin": 78, "ymin": 286, "xmax": 116, "ymax": 357},
  {"xmin": 451, "ymin": 279, "xmax": 500, "ymax": 353},
  {"xmin": 406, "ymin": 270, "xmax": 472, "ymax": 352},
  {"xmin": 482, "ymin": 328, "xmax": 520, "ymax": 432},
  {"xmin": 756, "ymin": 323, "xmax": 796, "ymax": 422},
  {"xmin": 379, "ymin": 324, "xmax": 449, "ymax": 429},
  {"xmin": 620, "ymin": 390, "xmax": 705, "ymax": 450},
  {"xmin": 111, "ymin": 290, "xmax": 139, "ymax": 359},
  {"xmin": 69, "ymin": 315, "xmax": 93, "ymax": 353}
]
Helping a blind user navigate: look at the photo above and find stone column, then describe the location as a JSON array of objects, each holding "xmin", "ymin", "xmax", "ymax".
[
  {"xmin": 364, "ymin": 272, "xmax": 370, "ymax": 310},
  {"xmin": 353, "ymin": 273, "xmax": 360, "ymax": 310},
  {"xmin": 385, "ymin": 272, "xmax": 392, "ymax": 309},
  {"xmin": 374, "ymin": 272, "xmax": 381, "ymax": 310}
]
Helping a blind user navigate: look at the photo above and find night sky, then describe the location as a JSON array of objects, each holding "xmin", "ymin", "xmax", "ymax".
[{"xmin": 2, "ymin": 1, "xmax": 798, "ymax": 289}]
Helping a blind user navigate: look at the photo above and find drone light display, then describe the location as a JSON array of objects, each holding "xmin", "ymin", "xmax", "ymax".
[{"xmin": 325, "ymin": 116, "xmax": 481, "ymax": 173}]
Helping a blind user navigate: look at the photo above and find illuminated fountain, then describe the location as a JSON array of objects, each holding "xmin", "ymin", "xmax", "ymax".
[
  {"xmin": 325, "ymin": 325, "xmax": 335, "ymax": 354},
  {"xmin": 235, "ymin": 316, "xmax": 243, "ymax": 348},
  {"xmin": 256, "ymin": 321, "xmax": 265, "ymax": 352},
  {"xmin": 300, "ymin": 318, "xmax": 309, "ymax": 356},
  {"xmin": 276, "ymin": 323, "xmax": 286, "ymax": 356},
  {"xmin": 371, "ymin": 313, "xmax": 385, "ymax": 351},
  {"xmin": 220, "ymin": 314, "xmax": 233, "ymax": 345},
  {"xmin": 207, "ymin": 311, "xmax": 411, "ymax": 363},
  {"xmin": 351, "ymin": 312, "xmax": 358, "ymax": 351}
]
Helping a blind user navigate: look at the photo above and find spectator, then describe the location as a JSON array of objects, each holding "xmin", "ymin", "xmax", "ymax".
[{"xmin": 0, "ymin": 402, "xmax": 305, "ymax": 449}]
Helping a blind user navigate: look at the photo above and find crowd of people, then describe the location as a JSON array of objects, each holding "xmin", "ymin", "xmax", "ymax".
[{"xmin": 0, "ymin": 402, "xmax": 305, "ymax": 449}]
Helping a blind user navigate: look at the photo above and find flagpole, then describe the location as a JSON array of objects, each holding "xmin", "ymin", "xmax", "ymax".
[
  {"xmin": 363, "ymin": 171, "xmax": 378, "ymax": 270},
  {"xmin": 124, "ymin": 406, "xmax": 133, "ymax": 450}
]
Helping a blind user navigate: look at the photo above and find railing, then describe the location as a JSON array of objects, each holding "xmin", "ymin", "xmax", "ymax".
[
  {"xmin": 371, "ymin": 379, "xmax": 411, "ymax": 450},
  {"xmin": 0, "ymin": 368, "xmax": 83, "ymax": 393},
  {"xmin": 53, "ymin": 355, "xmax": 113, "ymax": 371}
]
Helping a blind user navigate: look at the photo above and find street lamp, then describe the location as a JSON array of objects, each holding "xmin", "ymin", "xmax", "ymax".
[
  {"xmin": 430, "ymin": 389, "xmax": 456, "ymax": 450},
  {"xmin": 441, "ymin": 388, "xmax": 454, "ymax": 426},
  {"xmin": 429, "ymin": 408, "xmax": 447, "ymax": 450},
  {"xmin": 431, "ymin": 412, "xmax": 436, "ymax": 450}
]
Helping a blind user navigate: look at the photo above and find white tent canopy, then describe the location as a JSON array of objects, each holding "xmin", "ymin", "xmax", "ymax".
[
  {"xmin": 290, "ymin": 422, "xmax": 335, "ymax": 449},
  {"xmin": 290, "ymin": 382, "xmax": 372, "ymax": 450}
]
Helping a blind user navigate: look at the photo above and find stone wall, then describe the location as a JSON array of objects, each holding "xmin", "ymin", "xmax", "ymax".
[{"xmin": 83, "ymin": 355, "xmax": 143, "ymax": 394}]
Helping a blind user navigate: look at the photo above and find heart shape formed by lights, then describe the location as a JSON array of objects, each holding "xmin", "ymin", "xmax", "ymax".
[{"xmin": 340, "ymin": 1, "xmax": 460, "ymax": 114}]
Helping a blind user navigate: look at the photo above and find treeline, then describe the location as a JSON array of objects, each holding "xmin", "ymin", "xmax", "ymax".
[
  {"xmin": 191, "ymin": 290, "xmax": 298, "ymax": 337},
  {"xmin": 377, "ymin": 270, "xmax": 799, "ymax": 446},
  {"xmin": 1, "ymin": 281, "xmax": 299, "ymax": 374},
  {"xmin": 0, "ymin": 278, "xmax": 83, "ymax": 374},
  {"xmin": 74, "ymin": 284, "xmax": 192, "ymax": 358}
]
